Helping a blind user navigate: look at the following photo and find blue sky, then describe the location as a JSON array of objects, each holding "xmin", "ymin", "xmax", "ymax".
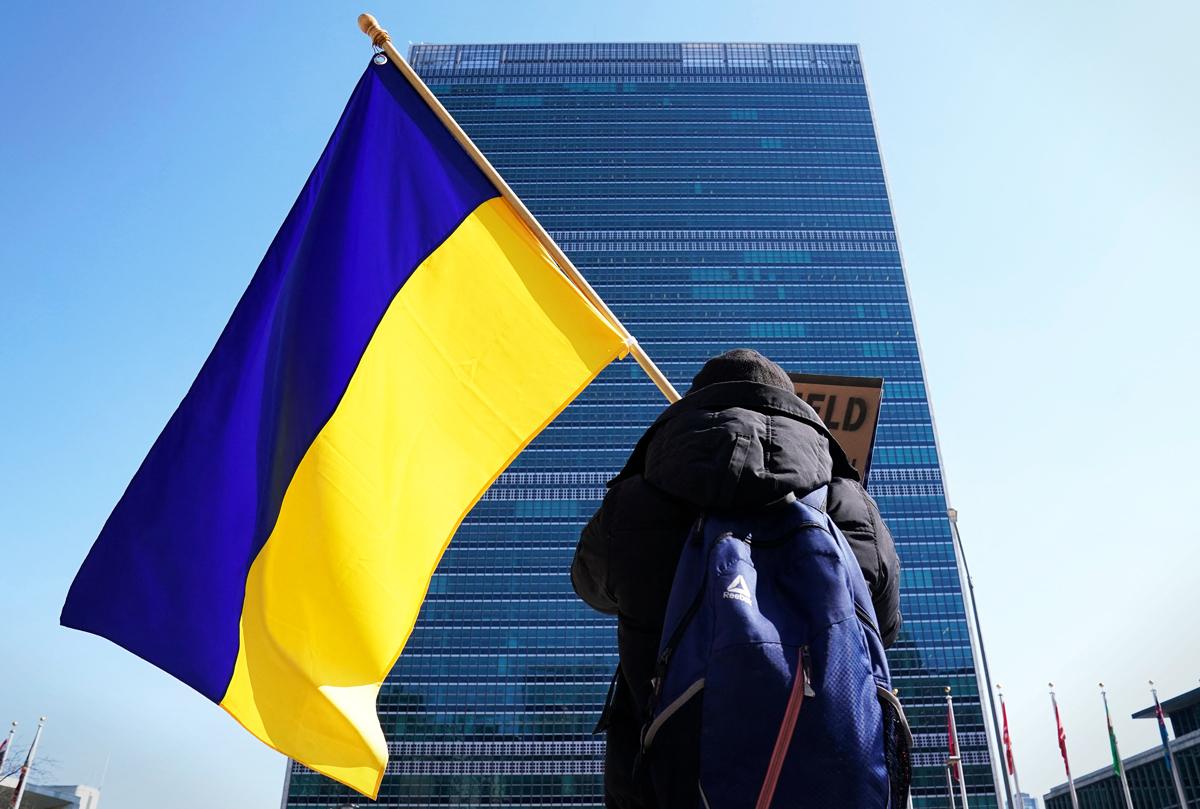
[{"xmin": 2, "ymin": 1, "xmax": 1197, "ymax": 806}]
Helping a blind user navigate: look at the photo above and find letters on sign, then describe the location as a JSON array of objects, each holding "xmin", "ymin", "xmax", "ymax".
[{"xmin": 788, "ymin": 373, "xmax": 883, "ymax": 482}]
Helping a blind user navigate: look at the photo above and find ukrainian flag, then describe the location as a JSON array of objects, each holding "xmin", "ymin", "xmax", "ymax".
[{"xmin": 61, "ymin": 60, "xmax": 628, "ymax": 797}]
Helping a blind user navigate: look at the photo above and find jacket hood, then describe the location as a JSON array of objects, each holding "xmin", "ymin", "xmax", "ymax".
[{"xmin": 611, "ymin": 381, "xmax": 858, "ymax": 510}]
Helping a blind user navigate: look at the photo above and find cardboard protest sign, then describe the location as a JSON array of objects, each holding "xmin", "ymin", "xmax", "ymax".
[{"xmin": 788, "ymin": 373, "xmax": 883, "ymax": 482}]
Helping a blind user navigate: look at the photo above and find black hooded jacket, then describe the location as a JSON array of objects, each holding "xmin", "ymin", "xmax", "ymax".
[{"xmin": 571, "ymin": 381, "xmax": 901, "ymax": 807}]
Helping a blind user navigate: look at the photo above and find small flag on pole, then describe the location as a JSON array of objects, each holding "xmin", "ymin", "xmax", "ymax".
[
  {"xmin": 1153, "ymin": 687, "xmax": 1173, "ymax": 772},
  {"xmin": 1103, "ymin": 690, "xmax": 1123, "ymax": 775},
  {"xmin": 944, "ymin": 688, "xmax": 970, "ymax": 809},
  {"xmin": 947, "ymin": 703, "xmax": 961, "ymax": 782},
  {"xmin": 996, "ymin": 686, "xmax": 1024, "ymax": 809},
  {"xmin": 1054, "ymin": 697, "xmax": 1071, "ymax": 776},
  {"xmin": 1099, "ymin": 684, "xmax": 1134, "ymax": 809},
  {"xmin": 1001, "ymin": 697, "xmax": 1015, "ymax": 775},
  {"xmin": 60, "ymin": 50, "xmax": 632, "ymax": 798},
  {"xmin": 1149, "ymin": 681, "xmax": 1190, "ymax": 809},
  {"xmin": 9, "ymin": 718, "xmax": 44, "ymax": 809},
  {"xmin": 1049, "ymin": 685, "xmax": 1081, "ymax": 809}
]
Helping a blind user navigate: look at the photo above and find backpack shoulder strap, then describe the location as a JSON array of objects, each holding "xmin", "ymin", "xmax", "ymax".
[{"xmin": 797, "ymin": 485, "xmax": 829, "ymax": 512}]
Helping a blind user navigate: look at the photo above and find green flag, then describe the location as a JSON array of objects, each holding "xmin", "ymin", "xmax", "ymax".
[{"xmin": 1105, "ymin": 694, "xmax": 1123, "ymax": 775}]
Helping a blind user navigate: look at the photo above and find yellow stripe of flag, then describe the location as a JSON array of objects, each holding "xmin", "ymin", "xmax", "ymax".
[{"xmin": 222, "ymin": 197, "xmax": 627, "ymax": 794}]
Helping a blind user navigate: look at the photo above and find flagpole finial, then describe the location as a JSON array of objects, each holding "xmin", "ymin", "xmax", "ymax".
[
  {"xmin": 1099, "ymin": 682, "xmax": 1105, "ymax": 689},
  {"xmin": 944, "ymin": 686, "xmax": 952, "ymax": 695},
  {"xmin": 357, "ymin": 13, "xmax": 391, "ymax": 49},
  {"xmin": 1149, "ymin": 679, "xmax": 1155, "ymax": 687}
]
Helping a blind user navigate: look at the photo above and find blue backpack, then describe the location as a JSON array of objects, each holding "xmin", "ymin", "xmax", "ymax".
[{"xmin": 639, "ymin": 488, "xmax": 912, "ymax": 809}]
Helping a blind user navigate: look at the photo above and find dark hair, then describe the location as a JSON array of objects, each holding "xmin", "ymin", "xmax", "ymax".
[{"xmin": 689, "ymin": 348, "xmax": 793, "ymax": 393}]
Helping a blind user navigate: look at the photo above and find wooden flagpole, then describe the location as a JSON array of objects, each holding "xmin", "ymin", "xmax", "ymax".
[{"xmin": 357, "ymin": 13, "xmax": 681, "ymax": 404}]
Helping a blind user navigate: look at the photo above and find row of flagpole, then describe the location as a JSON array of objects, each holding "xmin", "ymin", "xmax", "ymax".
[
  {"xmin": 4, "ymin": 682, "xmax": 1184, "ymax": 809},
  {"xmin": 6, "ymin": 680, "xmax": 1183, "ymax": 809},
  {"xmin": 0, "ymin": 717, "xmax": 46, "ymax": 809},
  {"xmin": 943, "ymin": 681, "xmax": 1189, "ymax": 809}
]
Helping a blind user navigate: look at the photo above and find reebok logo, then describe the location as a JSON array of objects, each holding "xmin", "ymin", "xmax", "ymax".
[{"xmin": 723, "ymin": 574, "xmax": 752, "ymax": 605}]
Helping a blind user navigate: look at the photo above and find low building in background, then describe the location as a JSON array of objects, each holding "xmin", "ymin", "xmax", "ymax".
[
  {"xmin": 1045, "ymin": 685, "xmax": 1200, "ymax": 809},
  {"xmin": 1019, "ymin": 791, "xmax": 1039, "ymax": 809},
  {"xmin": 1136, "ymin": 686, "xmax": 1200, "ymax": 740},
  {"xmin": 0, "ymin": 778, "xmax": 100, "ymax": 809}
]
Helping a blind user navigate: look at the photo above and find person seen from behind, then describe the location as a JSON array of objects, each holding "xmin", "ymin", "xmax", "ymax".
[{"xmin": 571, "ymin": 348, "xmax": 902, "ymax": 808}]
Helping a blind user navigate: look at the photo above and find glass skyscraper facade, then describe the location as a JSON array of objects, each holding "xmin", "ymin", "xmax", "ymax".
[{"xmin": 283, "ymin": 42, "xmax": 997, "ymax": 808}]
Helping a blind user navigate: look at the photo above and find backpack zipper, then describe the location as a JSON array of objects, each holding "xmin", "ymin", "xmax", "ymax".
[
  {"xmin": 740, "ymin": 521, "xmax": 823, "ymax": 547},
  {"xmin": 801, "ymin": 645, "xmax": 816, "ymax": 698},
  {"xmin": 651, "ymin": 537, "xmax": 727, "ymax": 701},
  {"xmin": 855, "ymin": 603, "xmax": 882, "ymax": 640}
]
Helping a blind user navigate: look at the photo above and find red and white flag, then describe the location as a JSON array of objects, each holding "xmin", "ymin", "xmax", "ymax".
[
  {"xmin": 947, "ymin": 702, "xmax": 961, "ymax": 782},
  {"xmin": 1053, "ymin": 696, "xmax": 1072, "ymax": 777},
  {"xmin": 10, "ymin": 754, "xmax": 32, "ymax": 808},
  {"xmin": 1001, "ymin": 699, "xmax": 1016, "ymax": 775},
  {"xmin": 0, "ymin": 723, "xmax": 13, "ymax": 784},
  {"xmin": 9, "ymin": 719, "xmax": 44, "ymax": 809}
]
